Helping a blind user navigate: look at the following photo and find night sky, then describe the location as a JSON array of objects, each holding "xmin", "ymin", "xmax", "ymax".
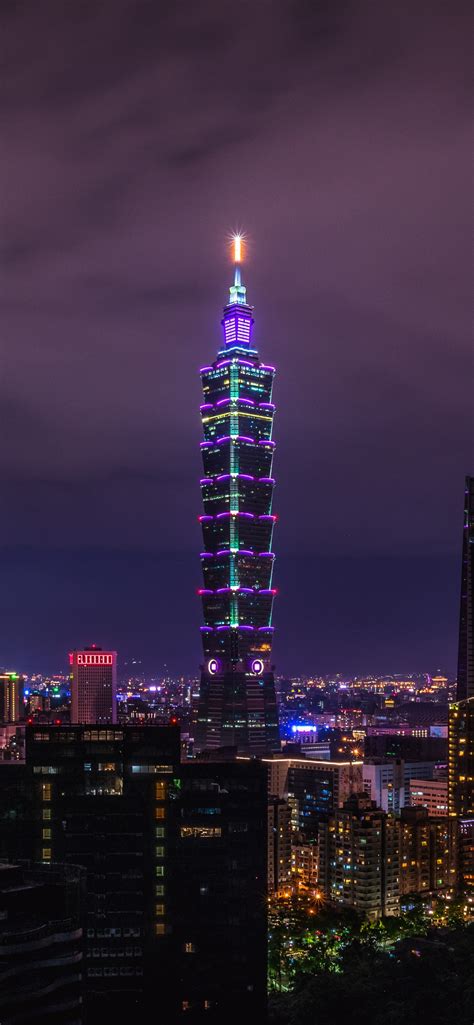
[{"xmin": 2, "ymin": 1, "xmax": 472, "ymax": 677}]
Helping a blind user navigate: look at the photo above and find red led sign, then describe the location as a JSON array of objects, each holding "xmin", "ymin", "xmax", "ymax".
[{"xmin": 76, "ymin": 653, "xmax": 114, "ymax": 666}]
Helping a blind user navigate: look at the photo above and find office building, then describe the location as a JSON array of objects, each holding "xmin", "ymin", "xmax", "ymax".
[
  {"xmin": 286, "ymin": 760, "xmax": 363, "ymax": 841},
  {"xmin": 268, "ymin": 797, "xmax": 292, "ymax": 894},
  {"xmin": 0, "ymin": 860, "xmax": 85, "ymax": 1025},
  {"xmin": 456, "ymin": 476, "xmax": 474, "ymax": 700},
  {"xmin": 320, "ymin": 793, "xmax": 399, "ymax": 920},
  {"xmin": 70, "ymin": 646, "xmax": 117, "ymax": 724},
  {"xmin": 196, "ymin": 238, "xmax": 279, "ymax": 755},
  {"xmin": 409, "ymin": 778, "xmax": 448, "ymax": 816},
  {"xmin": 362, "ymin": 758, "xmax": 436, "ymax": 815},
  {"xmin": 0, "ymin": 672, "xmax": 21, "ymax": 724}
]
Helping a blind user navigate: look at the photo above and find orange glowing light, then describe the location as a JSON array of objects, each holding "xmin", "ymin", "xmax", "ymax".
[{"xmin": 233, "ymin": 234, "xmax": 243, "ymax": 262}]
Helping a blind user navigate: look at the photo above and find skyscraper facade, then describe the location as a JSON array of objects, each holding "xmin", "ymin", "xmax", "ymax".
[
  {"xmin": 196, "ymin": 239, "xmax": 279, "ymax": 755},
  {"xmin": 70, "ymin": 646, "xmax": 117, "ymax": 724},
  {"xmin": 457, "ymin": 476, "xmax": 474, "ymax": 701}
]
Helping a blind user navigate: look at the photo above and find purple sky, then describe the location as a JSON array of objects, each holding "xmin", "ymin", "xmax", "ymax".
[{"xmin": 1, "ymin": 1, "xmax": 472, "ymax": 676}]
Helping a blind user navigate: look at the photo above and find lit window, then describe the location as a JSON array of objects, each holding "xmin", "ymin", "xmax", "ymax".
[
  {"xmin": 155, "ymin": 866, "xmax": 165, "ymax": 877},
  {"xmin": 155, "ymin": 807, "xmax": 165, "ymax": 820},
  {"xmin": 42, "ymin": 809, "xmax": 51, "ymax": 820},
  {"xmin": 155, "ymin": 923, "xmax": 165, "ymax": 936},
  {"xmin": 155, "ymin": 884, "xmax": 165, "ymax": 896},
  {"xmin": 42, "ymin": 847, "xmax": 52, "ymax": 860},
  {"xmin": 155, "ymin": 845, "xmax": 165, "ymax": 858},
  {"xmin": 155, "ymin": 826, "xmax": 165, "ymax": 837},
  {"xmin": 155, "ymin": 903, "xmax": 165, "ymax": 916},
  {"xmin": 180, "ymin": 826, "xmax": 222, "ymax": 839},
  {"xmin": 42, "ymin": 828, "xmax": 51, "ymax": 839},
  {"xmin": 184, "ymin": 942, "xmax": 195, "ymax": 953},
  {"xmin": 182, "ymin": 1002, "xmax": 190, "ymax": 1012}
]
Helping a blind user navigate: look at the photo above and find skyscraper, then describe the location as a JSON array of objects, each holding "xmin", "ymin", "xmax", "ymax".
[
  {"xmin": 0, "ymin": 671, "xmax": 20, "ymax": 723},
  {"xmin": 196, "ymin": 238, "xmax": 279, "ymax": 755},
  {"xmin": 70, "ymin": 645, "xmax": 117, "ymax": 724},
  {"xmin": 448, "ymin": 697, "xmax": 474, "ymax": 889},
  {"xmin": 457, "ymin": 476, "xmax": 474, "ymax": 700}
]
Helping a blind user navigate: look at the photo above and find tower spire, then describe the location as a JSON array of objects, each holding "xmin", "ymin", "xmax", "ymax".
[{"xmin": 229, "ymin": 234, "xmax": 247, "ymax": 305}]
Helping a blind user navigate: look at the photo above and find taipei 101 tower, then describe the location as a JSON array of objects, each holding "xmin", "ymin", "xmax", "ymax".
[{"xmin": 196, "ymin": 237, "xmax": 280, "ymax": 755}]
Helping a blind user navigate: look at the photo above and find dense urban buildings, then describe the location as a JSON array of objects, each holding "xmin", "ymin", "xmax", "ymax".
[
  {"xmin": 448, "ymin": 697, "xmax": 474, "ymax": 891},
  {"xmin": 196, "ymin": 238, "xmax": 279, "ymax": 756},
  {"xmin": 70, "ymin": 647, "xmax": 117, "ymax": 725},
  {"xmin": 0, "ymin": 672, "xmax": 21, "ymax": 724},
  {"xmin": 457, "ymin": 476, "xmax": 474, "ymax": 701}
]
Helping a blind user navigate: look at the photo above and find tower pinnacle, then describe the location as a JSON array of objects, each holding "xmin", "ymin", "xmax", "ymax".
[{"xmin": 229, "ymin": 233, "xmax": 247, "ymax": 306}]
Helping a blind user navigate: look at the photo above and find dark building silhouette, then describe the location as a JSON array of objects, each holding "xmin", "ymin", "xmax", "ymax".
[
  {"xmin": 196, "ymin": 239, "xmax": 279, "ymax": 755},
  {"xmin": 22, "ymin": 725, "xmax": 268, "ymax": 1023},
  {"xmin": 176, "ymin": 759, "xmax": 268, "ymax": 1022},
  {"xmin": 0, "ymin": 860, "xmax": 85, "ymax": 1025},
  {"xmin": 457, "ymin": 476, "xmax": 474, "ymax": 701}
]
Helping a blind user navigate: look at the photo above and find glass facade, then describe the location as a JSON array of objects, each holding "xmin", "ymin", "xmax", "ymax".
[{"xmin": 196, "ymin": 252, "xmax": 279, "ymax": 755}]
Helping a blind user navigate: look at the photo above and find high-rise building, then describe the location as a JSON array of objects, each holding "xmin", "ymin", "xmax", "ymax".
[
  {"xmin": 196, "ymin": 238, "xmax": 279, "ymax": 756},
  {"xmin": 70, "ymin": 646, "xmax": 117, "ymax": 724},
  {"xmin": 398, "ymin": 806, "xmax": 454, "ymax": 895},
  {"xmin": 362, "ymin": 758, "xmax": 436, "ymax": 815},
  {"xmin": 0, "ymin": 672, "xmax": 20, "ymax": 723},
  {"xmin": 448, "ymin": 697, "xmax": 474, "ymax": 889},
  {"xmin": 456, "ymin": 476, "xmax": 474, "ymax": 700},
  {"xmin": 320, "ymin": 793, "xmax": 399, "ymax": 920},
  {"xmin": 24, "ymin": 726, "xmax": 268, "ymax": 1022}
]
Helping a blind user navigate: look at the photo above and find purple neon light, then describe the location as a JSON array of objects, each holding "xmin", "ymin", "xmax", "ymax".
[
  {"xmin": 237, "ymin": 359, "xmax": 254, "ymax": 368},
  {"xmin": 239, "ymin": 625, "xmax": 254, "ymax": 632},
  {"xmin": 198, "ymin": 515, "xmax": 213, "ymax": 522},
  {"xmin": 259, "ymin": 589, "xmax": 277, "ymax": 595},
  {"xmin": 198, "ymin": 589, "xmax": 213, "ymax": 595},
  {"xmin": 239, "ymin": 588, "xmax": 253, "ymax": 594},
  {"xmin": 200, "ymin": 403, "xmax": 213, "ymax": 411},
  {"xmin": 238, "ymin": 549, "xmax": 254, "ymax": 555},
  {"xmin": 216, "ymin": 474, "xmax": 231, "ymax": 481},
  {"xmin": 200, "ymin": 626, "xmax": 213, "ymax": 632},
  {"xmin": 239, "ymin": 397, "xmax": 254, "ymax": 406},
  {"xmin": 200, "ymin": 478, "xmax": 213, "ymax": 485},
  {"xmin": 258, "ymin": 440, "xmax": 276, "ymax": 447},
  {"xmin": 200, "ymin": 552, "xmax": 213, "ymax": 558},
  {"xmin": 216, "ymin": 512, "xmax": 231, "ymax": 519},
  {"xmin": 259, "ymin": 402, "xmax": 275, "ymax": 410},
  {"xmin": 216, "ymin": 359, "xmax": 231, "ymax": 368},
  {"xmin": 216, "ymin": 397, "xmax": 230, "ymax": 406},
  {"xmin": 239, "ymin": 473, "xmax": 254, "ymax": 480},
  {"xmin": 260, "ymin": 364, "xmax": 276, "ymax": 373},
  {"xmin": 216, "ymin": 624, "xmax": 231, "ymax": 631},
  {"xmin": 200, "ymin": 441, "xmax": 213, "ymax": 448},
  {"xmin": 239, "ymin": 511, "xmax": 254, "ymax": 519},
  {"xmin": 258, "ymin": 552, "xmax": 275, "ymax": 558},
  {"xmin": 216, "ymin": 434, "xmax": 255, "ymax": 444},
  {"xmin": 259, "ymin": 514, "xmax": 276, "ymax": 521},
  {"xmin": 259, "ymin": 477, "xmax": 275, "ymax": 484},
  {"xmin": 199, "ymin": 366, "xmax": 213, "ymax": 373},
  {"xmin": 258, "ymin": 626, "xmax": 275, "ymax": 631},
  {"xmin": 216, "ymin": 549, "xmax": 231, "ymax": 556}
]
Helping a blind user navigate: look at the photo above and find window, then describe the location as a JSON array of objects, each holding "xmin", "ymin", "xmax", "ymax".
[
  {"xmin": 155, "ymin": 866, "xmax": 165, "ymax": 877},
  {"xmin": 184, "ymin": 942, "xmax": 195, "ymax": 953},
  {"xmin": 42, "ymin": 808, "xmax": 52, "ymax": 820},
  {"xmin": 155, "ymin": 845, "xmax": 165, "ymax": 858},
  {"xmin": 155, "ymin": 923, "xmax": 165, "ymax": 936},
  {"xmin": 182, "ymin": 1001, "xmax": 190, "ymax": 1011},
  {"xmin": 155, "ymin": 782, "xmax": 167, "ymax": 799},
  {"xmin": 42, "ymin": 828, "xmax": 51, "ymax": 839},
  {"xmin": 131, "ymin": 764, "xmax": 173, "ymax": 774},
  {"xmin": 42, "ymin": 847, "xmax": 52, "ymax": 860},
  {"xmin": 155, "ymin": 904, "xmax": 165, "ymax": 916},
  {"xmin": 155, "ymin": 826, "xmax": 165, "ymax": 837},
  {"xmin": 155, "ymin": 884, "xmax": 165, "ymax": 896},
  {"xmin": 155, "ymin": 807, "xmax": 165, "ymax": 820},
  {"xmin": 180, "ymin": 826, "xmax": 222, "ymax": 839}
]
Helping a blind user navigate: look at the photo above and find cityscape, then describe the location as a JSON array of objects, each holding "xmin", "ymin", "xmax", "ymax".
[{"xmin": 1, "ymin": 5, "xmax": 472, "ymax": 1025}]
